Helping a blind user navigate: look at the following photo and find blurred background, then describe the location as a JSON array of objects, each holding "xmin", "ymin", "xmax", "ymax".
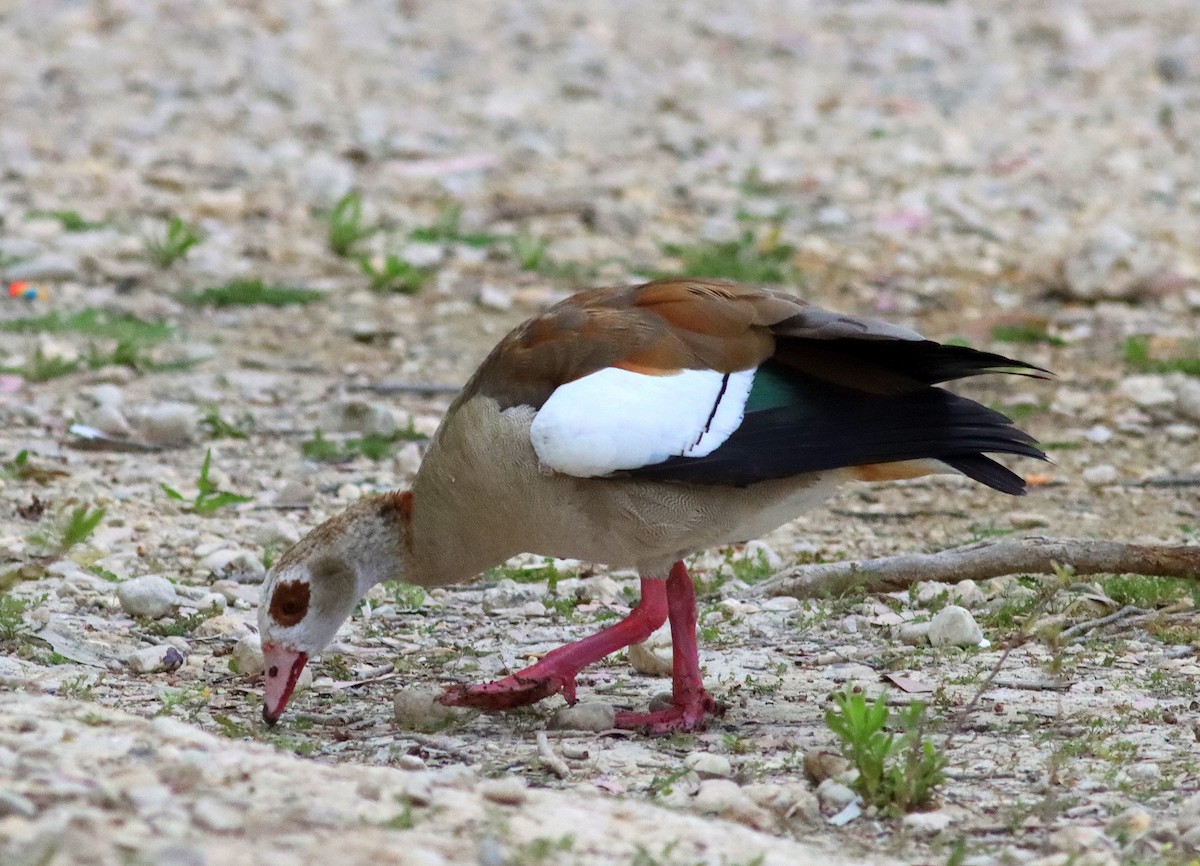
[{"xmin": 2, "ymin": 0, "xmax": 1198, "ymax": 335}]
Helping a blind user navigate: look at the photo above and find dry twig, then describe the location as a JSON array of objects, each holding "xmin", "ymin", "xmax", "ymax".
[
  {"xmin": 1057, "ymin": 604, "xmax": 1146, "ymax": 642},
  {"xmin": 751, "ymin": 537, "xmax": 1200, "ymax": 600},
  {"xmin": 535, "ymin": 731, "xmax": 571, "ymax": 779}
]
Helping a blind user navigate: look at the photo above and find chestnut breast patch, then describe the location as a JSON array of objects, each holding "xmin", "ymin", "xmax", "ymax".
[{"xmin": 269, "ymin": 579, "xmax": 310, "ymax": 627}]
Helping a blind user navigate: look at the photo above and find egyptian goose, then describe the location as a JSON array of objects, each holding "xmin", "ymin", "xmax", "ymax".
[{"xmin": 258, "ymin": 278, "xmax": 1046, "ymax": 733}]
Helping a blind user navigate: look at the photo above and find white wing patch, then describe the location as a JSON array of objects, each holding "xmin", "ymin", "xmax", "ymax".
[{"xmin": 529, "ymin": 367, "xmax": 756, "ymax": 477}]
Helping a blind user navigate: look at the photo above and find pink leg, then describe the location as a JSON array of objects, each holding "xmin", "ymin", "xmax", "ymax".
[
  {"xmin": 438, "ymin": 577, "xmax": 668, "ymax": 710},
  {"xmin": 614, "ymin": 561, "xmax": 722, "ymax": 735}
]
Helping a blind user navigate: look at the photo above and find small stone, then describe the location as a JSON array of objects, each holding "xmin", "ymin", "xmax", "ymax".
[
  {"xmin": 952, "ymin": 579, "xmax": 989, "ymax": 608},
  {"xmin": 803, "ymin": 749, "xmax": 851, "ymax": 784},
  {"xmin": 135, "ymin": 402, "xmax": 199, "ymax": 446},
  {"xmin": 0, "ymin": 789, "xmax": 37, "ymax": 818},
  {"xmin": 320, "ymin": 400, "xmax": 400, "ymax": 436},
  {"xmin": 684, "ymin": 752, "xmax": 733, "ymax": 779},
  {"xmin": 127, "ymin": 645, "xmax": 186, "ymax": 674},
  {"xmin": 1126, "ymin": 761, "xmax": 1161, "ymax": 783},
  {"xmin": 743, "ymin": 539, "xmax": 783, "ymax": 571},
  {"xmin": 230, "ymin": 634, "xmax": 264, "ymax": 676},
  {"xmin": 397, "ymin": 755, "xmax": 426, "ymax": 771},
  {"xmin": 477, "ymin": 284, "xmax": 514, "ymax": 311},
  {"xmin": 693, "ymin": 778, "xmax": 745, "ymax": 813},
  {"xmin": 273, "ymin": 482, "xmax": 315, "ymax": 508},
  {"xmin": 192, "ymin": 614, "xmax": 253, "ymax": 639},
  {"xmin": 1049, "ymin": 825, "xmax": 1111, "ymax": 855},
  {"xmin": 903, "ymin": 808, "xmax": 955, "ymax": 836},
  {"xmin": 928, "ymin": 605, "xmax": 984, "ymax": 647},
  {"xmin": 815, "ymin": 778, "xmax": 859, "ymax": 814},
  {"xmin": 480, "ymin": 580, "xmax": 539, "ymax": 613},
  {"xmin": 393, "ymin": 687, "xmax": 471, "ymax": 731},
  {"xmin": 548, "ymin": 701, "xmax": 615, "ymax": 731},
  {"xmin": 117, "ymin": 575, "xmax": 178, "ymax": 619},
  {"xmin": 1009, "ymin": 512, "xmax": 1049, "ymax": 530},
  {"xmin": 899, "ymin": 622, "xmax": 931, "ymax": 645},
  {"xmin": 1166, "ymin": 423, "xmax": 1198, "ymax": 442},
  {"xmin": 91, "ymin": 404, "xmax": 134, "ymax": 437},
  {"xmin": 1117, "ymin": 375, "xmax": 1175, "ymax": 408},
  {"xmin": 628, "ymin": 623, "xmax": 673, "ymax": 677},
  {"xmin": 193, "ymin": 593, "xmax": 227, "ymax": 614},
  {"xmin": 6, "ymin": 254, "xmax": 80, "ymax": 281},
  {"xmin": 479, "ymin": 777, "xmax": 526, "ymax": 806},
  {"xmin": 515, "ymin": 600, "xmax": 547, "ymax": 617},
  {"xmin": 192, "ymin": 798, "xmax": 245, "ymax": 832},
  {"xmin": 1082, "ymin": 464, "xmax": 1119, "ymax": 486},
  {"xmin": 761, "ymin": 596, "xmax": 799, "ymax": 612},
  {"xmin": 1106, "ymin": 807, "xmax": 1151, "ymax": 840},
  {"xmin": 202, "ymin": 549, "xmax": 266, "ymax": 583},
  {"xmin": 1175, "ymin": 379, "xmax": 1200, "ymax": 422},
  {"xmin": 1086, "ymin": 425, "xmax": 1113, "ymax": 444}
]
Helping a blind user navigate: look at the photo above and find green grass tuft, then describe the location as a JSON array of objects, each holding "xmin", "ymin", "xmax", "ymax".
[
  {"xmin": 328, "ymin": 192, "xmax": 376, "ymax": 257},
  {"xmin": 661, "ymin": 228, "xmax": 795, "ymax": 284},
  {"xmin": 301, "ymin": 426, "xmax": 426, "ymax": 463},
  {"xmin": 184, "ymin": 279, "xmax": 324, "ymax": 308},
  {"xmin": 991, "ymin": 323, "xmax": 1066, "ymax": 346},
  {"xmin": 145, "ymin": 216, "xmax": 202, "ymax": 268},
  {"xmin": 28, "ymin": 209, "xmax": 107, "ymax": 232},
  {"xmin": 1123, "ymin": 335, "xmax": 1200, "ymax": 376},
  {"xmin": 825, "ymin": 688, "xmax": 946, "ymax": 816},
  {"xmin": 359, "ymin": 255, "xmax": 428, "ymax": 294},
  {"xmin": 161, "ymin": 449, "xmax": 252, "ymax": 514}
]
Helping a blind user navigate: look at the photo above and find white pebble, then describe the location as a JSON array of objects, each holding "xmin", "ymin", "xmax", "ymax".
[
  {"xmin": 117, "ymin": 575, "xmax": 178, "ymax": 619},
  {"xmin": 1118, "ymin": 375, "xmax": 1175, "ymax": 408},
  {"xmin": 201, "ymin": 549, "xmax": 266, "ymax": 584},
  {"xmin": 816, "ymin": 778, "xmax": 859, "ymax": 814},
  {"xmin": 134, "ymin": 402, "xmax": 199, "ymax": 446},
  {"xmin": 393, "ymin": 687, "xmax": 471, "ymax": 731},
  {"xmin": 548, "ymin": 701, "xmax": 615, "ymax": 731},
  {"xmin": 230, "ymin": 633, "xmax": 264, "ymax": 677},
  {"xmin": 1082, "ymin": 464, "xmax": 1119, "ymax": 486},
  {"xmin": 628, "ymin": 624, "xmax": 673, "ymax": 677},
  {"xmin": 928, "ymin": 605, "xmax": 984, "ymax": 647},
  {"xmin": 1086, "ymin": 425, "xmax": 1113, "ymax": 444},
  {"xmin": 684, "ymin": 752, "xmax": 733, "ymax": 779},
  {"xmin": 127, "ymin": 645, "xmax": 186, "ymax": 674},
  {"xmin": 1166, "ymin": 423, "xmax": 1198, "ymax": 442}
]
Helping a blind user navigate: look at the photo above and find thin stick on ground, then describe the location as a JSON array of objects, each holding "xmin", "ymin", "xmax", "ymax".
[
  {"xmin": 1056, "ymin": 604, "xmax": 1146, "ymax": 642},
  {"xmin": 535, "ymin": 731, "xmax": 571, "ymax": 779},
  {"xmin": 750, "ymin": 537, "xmax": 1200, "ymax": 600}
]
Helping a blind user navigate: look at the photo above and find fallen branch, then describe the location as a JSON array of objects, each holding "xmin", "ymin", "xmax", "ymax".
[{"xmin": 750, "ymin": 537, "xmax": 1200, "ymax": 599}]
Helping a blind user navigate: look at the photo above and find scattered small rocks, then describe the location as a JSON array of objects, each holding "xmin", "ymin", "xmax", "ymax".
[
  {"xmin": 116, "ymin": 575, "xmax": 178, "ymax": 619},
  {"xmin": 928, "ymin": 605, "xmax": 984, "ymax": 647},
  {"xmin": 127, "ymin": 645, "xmax": 186, "ymax": 674}
]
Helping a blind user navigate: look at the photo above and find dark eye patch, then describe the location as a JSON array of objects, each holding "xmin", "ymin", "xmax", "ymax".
[{"xmin": 269, "ymin": 579, "xmax": 310, "ymax": 627}]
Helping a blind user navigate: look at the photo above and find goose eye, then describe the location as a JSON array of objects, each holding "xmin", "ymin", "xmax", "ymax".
[{"xmin": 269, "ymin": 580, "xmax": 310, "ymax": 627}]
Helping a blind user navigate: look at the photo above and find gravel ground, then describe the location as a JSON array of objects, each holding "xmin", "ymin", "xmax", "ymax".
[{"xmin": 2, "ymin": 2, "xmax": 1200, "ymax": 865}]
